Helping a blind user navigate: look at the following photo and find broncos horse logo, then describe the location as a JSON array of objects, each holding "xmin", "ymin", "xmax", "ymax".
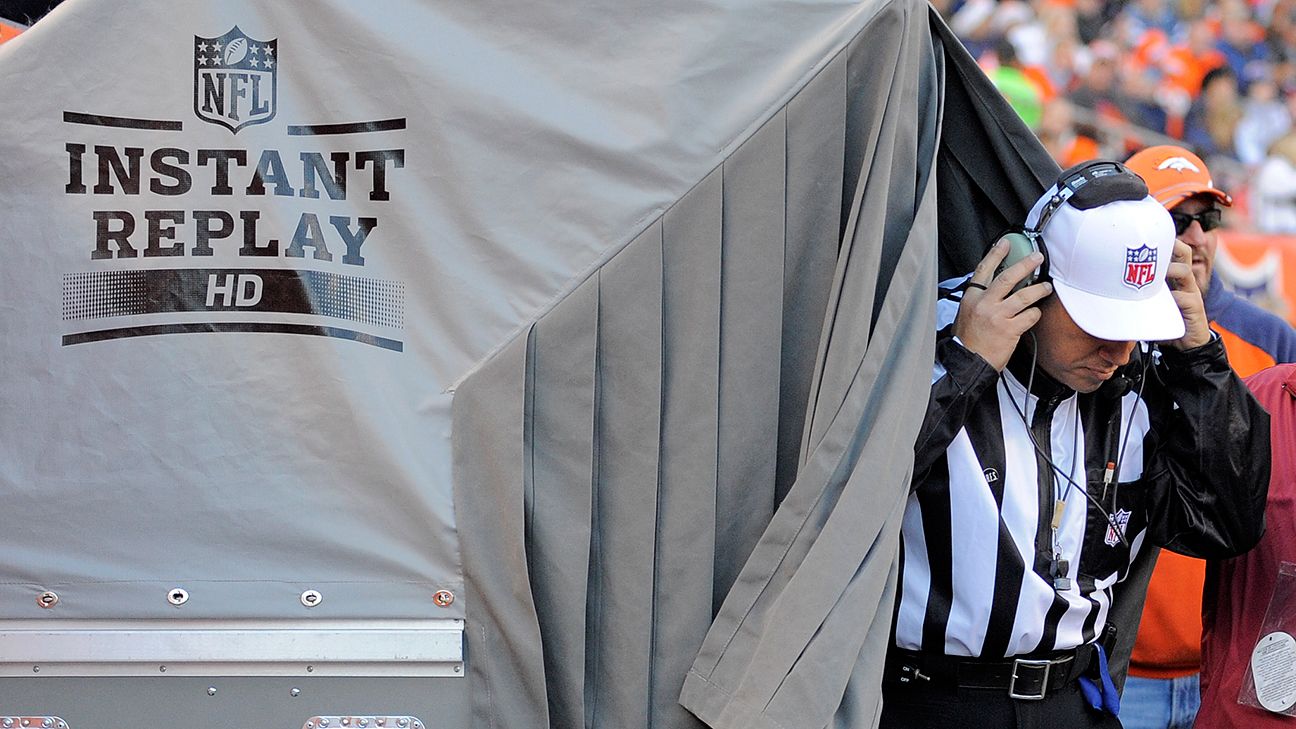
[{"xmin": 1156, "ymin": 157, "xmax": 1201, "ymax": 174}]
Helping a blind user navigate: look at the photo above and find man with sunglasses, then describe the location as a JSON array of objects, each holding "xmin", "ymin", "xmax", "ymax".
[
  {"xmin": 1127, "ymin": 146, "xmax": 1296, "ymax": 377},
  {"xmin": 1118, "ymin": 145, "xmax": 1296, "ymax": 729}
]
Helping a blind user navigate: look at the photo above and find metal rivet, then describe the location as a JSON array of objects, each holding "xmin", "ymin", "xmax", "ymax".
[
  {"xmin": 398, "ymin": 721, "xmax": 408, "ymax": 728},
  {"xmin": 305, "ymin": 723, "xmax": 315, "ymax": 729},
  {"xmin": 454, "ymin": 664, "xmax": 462, "ymax": 673},
  {"xmin": 320, "ymin": 720, "xmax": 330, "ymax": 728},
  {"xmin": 159, "ymin": 665, "xmax": 167, "ymax": 673},
  {"xmin": 3, "ymin": 719, "xmax": 13, "ymax": 728},
  {"xmin": 377, "ymin": 721, "xmax": 386, "ymax": 727},
  {"xmin": 20, "ymin": 721, "xmax": 29, "ymax": 728},
  {"xmin": 306, "ymin": 664, "xmax": 315, "ymax": 673},
  {"xmin": 301, "ymin": 590, "xmax": 322, "ymax": 608},
  {"xmin": 290, "ymin": 687, "xmax": 301, "ymax": 697},
  {"xmin": 359, "ymin": 720, "xmax": 368, "ymax": 728},
  {"xmin": 342, "ymin": 720, "xmax": 350, "ymax": 727},
  {"xmin": 31, "ymin": 666, "xmax": 39, "ymax": 673},
  {"xmin": 42, "ymin": 720, "xmax": 52, "ymax": 728},
  {"xmin": 37, "ymin": 591, "xmax": 59, "ymax": 609},
  {"xmin": 167, "ymin": 588, "xmax": 189, "ymax": 606},
  {"xmin": 207, "ymin": 687, "xmax": 217, "ymax": 696},
  {"xmin": 432, "ymin": 590, "xmax": 455, "ymax": 607}
]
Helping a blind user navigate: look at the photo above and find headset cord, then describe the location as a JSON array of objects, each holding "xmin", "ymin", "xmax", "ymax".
[
  {"xmin": 1107, "ymin": 346, "xmax": 1153, "ymax": 516},
  {"xmin": 1024, "ymin": 346, "xmax": 1076, "ymax": 510},
  {"xmin": 1002, "ymin": 333, "xmax": 1132, "ymax": 549},
  {"xmin": 1016, "ymin": 350, "xmax": 1080, "ymax": 521}
]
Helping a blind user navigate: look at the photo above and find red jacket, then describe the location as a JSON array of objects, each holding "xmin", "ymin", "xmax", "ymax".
[{"xmin": 1199, "ymin": 364, "xmax": 1296, "ymax": 727}]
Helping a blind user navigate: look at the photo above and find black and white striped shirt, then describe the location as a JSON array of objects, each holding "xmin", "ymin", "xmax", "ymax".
[{"xmin": 895, "ymin": 282, "xmax": 1270, "ymax": 658}]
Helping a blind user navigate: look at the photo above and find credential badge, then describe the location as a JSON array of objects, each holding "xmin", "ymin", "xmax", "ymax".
[{"xmin": 194, "ymin": 26, "xmax": 277, "ymax": 133}]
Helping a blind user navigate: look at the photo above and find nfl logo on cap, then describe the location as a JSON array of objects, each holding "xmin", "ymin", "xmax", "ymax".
[
  {"xmin": 1124, "ymin": 245, "xmax": 1157, "ymax": 289},
  {"xmin": 1029, "ymin": 179, "xmax": 1185, "ymax": 341}
]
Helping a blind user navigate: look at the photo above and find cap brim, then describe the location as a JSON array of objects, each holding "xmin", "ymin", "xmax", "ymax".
[
  {"xmin": 1153, "ymin": 181, "xmax": 1233, "ymax": 208},
  {"xmin": 1053, "ymin": 279, "xmax": 1186, "ymax": 341}
]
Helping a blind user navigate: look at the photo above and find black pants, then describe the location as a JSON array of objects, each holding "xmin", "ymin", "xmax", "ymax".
[{"xmin": 879, "ymin": 679, "xmax": 1125, "ymax": 729}]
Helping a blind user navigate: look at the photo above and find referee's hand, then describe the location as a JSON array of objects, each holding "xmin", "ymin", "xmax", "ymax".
[{"xmin": 953, "ymin": 238, "xmax": 1054, "ymax": 371}]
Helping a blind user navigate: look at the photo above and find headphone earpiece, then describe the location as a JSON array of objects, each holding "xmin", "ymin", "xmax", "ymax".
[{"xmin": 991, "ymin": 229, "xmax": 1046, "ymax": 294}]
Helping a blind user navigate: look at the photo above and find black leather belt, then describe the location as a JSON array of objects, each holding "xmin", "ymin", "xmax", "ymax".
[{"xmin": 885, "ymin": 644, "xmax": 1095, "ymax": 701}]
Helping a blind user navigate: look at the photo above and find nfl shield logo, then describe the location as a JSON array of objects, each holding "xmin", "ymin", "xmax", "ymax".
[
  {"xmin": 1104, "ymin": 508, "xmax": 1132, "ymax": 547},
  {"xmin": 1124, "ymin": 244, "xmax": 1157, "ymax": 289},
  {"xmin": 194, "ymin": 27, "xmax": 277, "ymax": 133}
]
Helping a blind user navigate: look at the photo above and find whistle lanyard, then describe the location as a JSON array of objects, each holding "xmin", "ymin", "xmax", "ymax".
[
  {"xmin": 1004, "ymin": 374, "xmax": 1086, "ymax": 592},
  {"xmin": 1046, "ymin": 401, "xmax": 1082, "ymax": 591}
]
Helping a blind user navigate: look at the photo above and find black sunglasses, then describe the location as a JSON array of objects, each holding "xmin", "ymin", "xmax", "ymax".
[{"xmin": 1169, "ymin": 208, "xmax": 1222, "ymax": 235}]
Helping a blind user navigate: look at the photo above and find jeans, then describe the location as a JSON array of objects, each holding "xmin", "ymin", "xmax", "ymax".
[{"xmin": 1120, "ymin": 674, "xmax": 1200, "ymax": 729}]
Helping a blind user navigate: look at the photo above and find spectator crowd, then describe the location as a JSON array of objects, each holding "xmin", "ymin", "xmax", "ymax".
[{"xmin": 936, "ymin": 0, "xmax": 1296, "ymax": 233}]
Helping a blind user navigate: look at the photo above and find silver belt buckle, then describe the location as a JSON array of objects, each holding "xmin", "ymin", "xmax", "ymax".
[{"xmin": 1008, "ymin": 658, "xmax": 1052, "ymax": 700}]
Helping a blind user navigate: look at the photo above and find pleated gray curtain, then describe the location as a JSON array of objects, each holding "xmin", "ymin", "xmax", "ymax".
[
  {"xmin": 452, "ymin": 105, "xmax": 839, "ymax": 726},
  {"xmin": 452, "ymin": 2, "xmax": 1063, "ymax": 727},
  {"xmin": 681, "ymin": 1, "xmax": 939, "ymax": 724}
]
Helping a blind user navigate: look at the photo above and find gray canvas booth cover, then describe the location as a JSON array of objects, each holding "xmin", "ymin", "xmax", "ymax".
[{"xmin": 0, "ymin": 0, "xmax": 1079, "ymax": 726}]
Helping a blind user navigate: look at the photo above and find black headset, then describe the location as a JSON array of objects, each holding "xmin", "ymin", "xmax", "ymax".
[{"xmin": 992, "ymin": 160, "xmax": 1150, "ymax": 292}]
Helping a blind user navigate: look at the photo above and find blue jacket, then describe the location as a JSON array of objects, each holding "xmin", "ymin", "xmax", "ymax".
[{"xmin": 1204, "ymin": 270, "xmax": 1296, "ymax": 374}]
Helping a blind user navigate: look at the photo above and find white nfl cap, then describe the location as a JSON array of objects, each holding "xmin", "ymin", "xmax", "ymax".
[{"xmin": 1026, "ymin": 184, "xmax": 1185, "ymax": 342}]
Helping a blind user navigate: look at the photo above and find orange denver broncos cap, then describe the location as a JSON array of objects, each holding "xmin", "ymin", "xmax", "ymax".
[{"xmin": 1124, "ymin": 145, "xmax": 1233, "ymax": 208}]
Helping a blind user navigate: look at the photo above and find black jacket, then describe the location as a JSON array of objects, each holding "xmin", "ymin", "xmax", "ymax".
[{"xmin": 895, "ymin": 331, "xmax": 1269, "ymax": 657}]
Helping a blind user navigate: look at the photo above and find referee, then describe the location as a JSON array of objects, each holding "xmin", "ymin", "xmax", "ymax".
[{"xmin": 880, "ymin": 162, "xmax": 1271, "ymax": 728}]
